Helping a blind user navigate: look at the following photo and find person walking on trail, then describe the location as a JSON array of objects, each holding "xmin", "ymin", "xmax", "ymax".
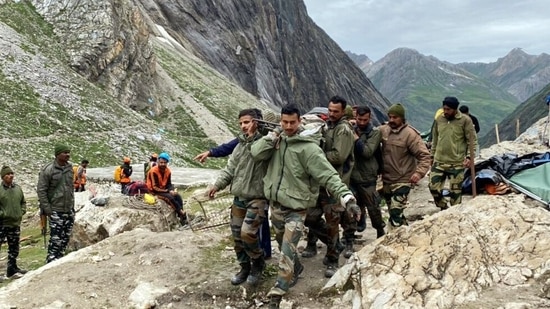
[
  {"xmin": 458, "ymin": 105, "xmax": 480, "ymax": 134},
  {"xmin": 429, "ymin": 97, "xmax": 477, "ymax": 210},
  {"xmin": 379, "ymin": 104, "xmax": 431, "ymax": 227},
  {"xmin": 208, "ymin": 109, "xmax": 269, "ymax": 286},
  {"xmin": 0, "ymin": 166, "xmax": 27, "ymax": 279},
  {"xmin": 348, "ymin": 106, "xmax": 386, "ymax": 243},
  {"xmin": 73, "ymin": 159, "xmax": 88, "ymax": 192},
  {"xmin": 302, "ymin": 95, "xmax": 355, "ymax": 278},
  {"xmin": 194, "ymin": 109, "xmax": 272, "ymax": 260},
  {"xmin": 146, "ymin": 152, "xmax": 188, "ymax": 225},
  {"xmin": 37, "ymin": 144, "xmax": 75, "ymax": 263},
  {"xmin": 251, "ymin": 103, "xmax": 359, "ymax": 309}
]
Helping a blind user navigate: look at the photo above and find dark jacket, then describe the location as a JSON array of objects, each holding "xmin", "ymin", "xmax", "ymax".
[
  {"xmin": 469, "ymin": 114, "xmax": 480, "ymax": 133},
  {"xmin": 0, "ymin": 182, "xmax": 26, "ymax": 227},
  {"xmin": 210, "ymin": 138, "xmax": 239, "ymax": 157},
  {"xmin": 351, "ymin": 123, "xmax": 381, "ymax": 185},
  {"xmin": 37, "ymin": 160, "xmax": 75, "ymax": 214}
]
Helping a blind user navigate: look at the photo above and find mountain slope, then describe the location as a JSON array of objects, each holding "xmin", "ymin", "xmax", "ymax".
[
  {"xmin": 480, "ymin": 83, "xmax": 550, "ymax": 147},
  {"xmin": 0, "ymin": 1, "xmax": 270, "ymax": 187},
  {"xmin": 458, "ymin": 48, "xmax": 550, "ymax": 102},
  {"xmin": 138, "ymin": 0, "xmax": 391, "ymax": 123},
  {"xmin": 365, "ymin": 48, "xmax": 519, "ymax": 134}
]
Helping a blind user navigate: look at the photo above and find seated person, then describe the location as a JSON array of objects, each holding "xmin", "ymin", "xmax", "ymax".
[{"xmin": 146, "ymin": 152, "xmax": 187, "ymax": 225}]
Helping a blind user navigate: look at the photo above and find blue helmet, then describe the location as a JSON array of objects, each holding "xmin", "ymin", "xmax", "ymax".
[{"xmin": 158, "ymin": 152, "xmax": 171, "ymax": 162}]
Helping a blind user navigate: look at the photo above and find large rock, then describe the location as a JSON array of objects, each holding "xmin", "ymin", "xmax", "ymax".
[
  {"xmin": 327, "ymin": 194, "xmax": 550, "ymax": 308},
  {"xmin": 70, "ymin": 184, "xmax": 181, "ymax": 249}
]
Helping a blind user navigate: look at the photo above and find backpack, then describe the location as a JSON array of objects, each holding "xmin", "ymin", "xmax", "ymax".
[
  {"xmin": 73, "ymin": 165, "xmax": 79, "ymax": 184},
  {"xmin": 114, "ymin": 165, "xmax": 122, "ymax": 183}
]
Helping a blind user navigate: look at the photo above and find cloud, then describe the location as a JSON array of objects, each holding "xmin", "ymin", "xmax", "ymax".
[{"xmin": 303, "ymin": 0, "xmax": 550, "ymax": 63}]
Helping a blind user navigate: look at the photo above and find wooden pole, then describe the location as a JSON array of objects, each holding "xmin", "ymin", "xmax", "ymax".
[
  {"xmin": 495, "ymin": 123, "xmax": 500, "ymax": 144},
  {"xmin": 516, "ymin": 119, "xmax": 520, "ymax": 138},
  {"xmin": 469, "ymin": 134, "xmax": 477, "ymax": 198}
]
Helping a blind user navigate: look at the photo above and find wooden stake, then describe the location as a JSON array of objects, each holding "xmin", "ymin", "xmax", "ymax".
[
  {"xmin": 469, "ymin": 134, "xmax": 477, "ymax": 198},
  {"xmin": 516, "ymin": 119, "xmax": 520, "ymax": 138},
  {"xmin": 495, "ymin": 124, "xmax": 500, "ymax": 144}
]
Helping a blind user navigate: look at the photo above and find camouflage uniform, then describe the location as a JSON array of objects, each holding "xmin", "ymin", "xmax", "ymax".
[
  {"xmin": 0, "ymin": 176, "xmax": 27, "ymax": 275},
  {"xmin": 47, "ymin": 211, "xmax": 75, "ymax": 262},
  {"xmin": 0, "ymin": 227, "xmax": 21, "ymax": 271},
  {"xmin": 250, "ymin": 125, "xmax": 352, "ymax": 298},
  {"xmin": 304, "ymin": 117, "xmax": 354, "ymax": 265},
  {"xmin": 214, "ymin": 130, "xmax": 270, "ymax": 284},
  {"xmin": 379, "ymin": 123, "xmax": 431, "ymax": 227},
  {"xmin": 37, "ymin": 160, "xmax": 75, "ymax": 263},
  {"xmin": 231, "ymin": 198, "xmax": 267, "ymax": 262},
  {"xmin": 268, "ymin": 202, "xmax": 307, "ymax": 295},
  {"xmin": 429, "ymin": 110, "xmax": 476, "ymax": 209}
]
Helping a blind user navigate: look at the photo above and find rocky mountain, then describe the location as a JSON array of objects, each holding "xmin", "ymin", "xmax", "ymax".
[
  {"xmin": 139, "ymin": 0, "xmax": 390, "ymax": 120},
  {"xmin": 480, "ymin": 82, "xmax": 550, "ymax": 147},
  {"xmin": 363, "ymin": 48, "xmax": 520, "ymax": 134},
  {"xmin": 0, "ymin": 0, "xmax": 390, "ymax": 188},
  {"xmin": 345, "ymin": 50, "xmax": 373, "ymax": 72},
  {"xmin": 458, "ymin": 48, "xmax": 550, "ymax": 102}
]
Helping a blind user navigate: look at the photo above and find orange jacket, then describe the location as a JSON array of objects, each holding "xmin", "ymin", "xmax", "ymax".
[
  {"xmin": 146, "ymin": 166, "xmax": 173, "ymax": 193},
  {"xmin": 73, "ymin": 165, "xmax": 87, "ymax": 188}
]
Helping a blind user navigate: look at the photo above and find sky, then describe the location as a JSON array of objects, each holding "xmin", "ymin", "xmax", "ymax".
[{"xmin": 302, "ymin": 0, "xmax": 550, "ymax": 63}]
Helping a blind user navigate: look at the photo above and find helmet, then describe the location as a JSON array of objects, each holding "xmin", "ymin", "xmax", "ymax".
[
  {"xmin": 123, "ymin": 156, "xmax": 131, "ymax": 163},
  {"xmin": 158, "ymin": 152, "xmax": 170, "ymax": 162}
]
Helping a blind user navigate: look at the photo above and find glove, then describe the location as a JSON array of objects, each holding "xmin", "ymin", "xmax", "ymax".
[{"xmin": 341, "ymin": 194, "xmax": 360, "ymax": 219}]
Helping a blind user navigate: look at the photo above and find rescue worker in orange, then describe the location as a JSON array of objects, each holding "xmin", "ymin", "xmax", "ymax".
[
  {"xmin": 119, "ymin": 157, "xmax": 133, "ymax": 193},
  {"xmin": 146, "ymin": 152, "xmax": 188, "ymax": 225},
  {"xmin": 73, "ymin": 159, "xmax": 88, "ymax": 192}
]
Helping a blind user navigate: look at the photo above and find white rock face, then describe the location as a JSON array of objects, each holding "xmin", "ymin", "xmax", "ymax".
[{"xmin": 344, "ymin": 194, "xmax": 550, "ymax": 308}]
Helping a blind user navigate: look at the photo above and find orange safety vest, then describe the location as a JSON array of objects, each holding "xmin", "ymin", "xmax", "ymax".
[{"xmin": 73, "ymin": 165, "xmax": 87, "ymax": 188}]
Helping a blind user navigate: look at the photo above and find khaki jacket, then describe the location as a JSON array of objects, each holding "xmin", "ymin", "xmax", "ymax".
[
  {"xmin": 324, "ymin": 117, "xmax": 355, "ymax": 185},
  {"xmin": 431, "ymin": 112, "xmax": 477, "ymax": 165},
  {"xmin": 379, "ymin": 123, "xmax": 431, "ymax": 184}
]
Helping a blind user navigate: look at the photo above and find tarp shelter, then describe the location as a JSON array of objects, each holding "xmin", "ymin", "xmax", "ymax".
[{"xmin": 463, "ymin": 152, "xmax": 550, "ymax": 208}]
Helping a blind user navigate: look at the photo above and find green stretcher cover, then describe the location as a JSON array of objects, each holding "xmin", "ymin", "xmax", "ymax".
[{"xmin": 509, "ymin": 162, "xmax": 550, "ymax": 204}]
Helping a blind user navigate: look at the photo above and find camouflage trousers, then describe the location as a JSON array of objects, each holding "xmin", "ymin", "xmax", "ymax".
[
  {"xmin": 47, "ymin": 211, "xmax": 75, "ymax": 263},
  {"xmin": 231, "ymin": 198, "xmax": 267, "ymax": 263},
  {"xmin": 0, "ymin": 226, "xmax": 21, "ymax": 268},
  {"xmin": 268, "ymin": 202, "xmax": 307, "ymax": 297},
  {"xmin": 304, "ymin": 189, "xmax": 343, "ymax": 262},
  {"xmin": 380, "ymin": 183, "xmax": 411, "ymax": 227},
  {"xmin": 344, "ymin": 183, "xmax": 385, "ymax": 239},
  {"xmin": 429, "ymin": 163, "xmax": 465, "ymax": 209}
]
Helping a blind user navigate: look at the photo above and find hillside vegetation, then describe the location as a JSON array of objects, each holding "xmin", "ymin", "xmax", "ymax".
[{"xmin": 0, "ymin": 1, "xmax": 271, "ymax": 187}]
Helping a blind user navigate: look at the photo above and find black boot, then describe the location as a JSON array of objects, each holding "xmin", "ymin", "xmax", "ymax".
[
  {"xmin": 301, "ymin": 242, "xmax": 317, "ymax": 258},
  {"xmin": 343, "ymin": 240, "xmax": 354, "ymax": 258},
  {"xmin": 246, "ymin": 257, "xmax": 265, "ymax": 285},
  {"xmin": 268, "ymin": 295, "xmax": 282, "ymax": 309},
  {"xmin": 230, "ymin": 262, "xmax": 250, "ymax": 285},
  {"xmin": 7, "ymin": 263, "xmax": 27, "ymax": 278},
  {"xmin": 376, "ymin": 228, "xmax": 386, "ymax": 238}
]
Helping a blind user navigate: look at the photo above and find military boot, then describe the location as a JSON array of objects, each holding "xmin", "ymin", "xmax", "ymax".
[
  {"xmin": 343, "ymin": 239, "xmax": 354, "ymax": 258},
  {"xmin": 301, "ymin": 241, "xmax": 317, "ymax": 258},
  {"xmin": 246, "ymin": 257, "xmax": 265, "ymax": 286},
  {"xmin": 6, "ymin": 262, "xmax": 27, "ymax": 279},
  {"xmin": 324, "ymin": 260, "xmax": 339, "ymax": 278},
  {"xmin": 230, "ymin": 262, "xmax": 250, "ymax": 285},
  {"xmin": 376, "ymin": 228, "xmax": 386, "ymax": 238},
  {"xmin": 268, "ymin": 295, "xmax": 282, "ymax": 309}
]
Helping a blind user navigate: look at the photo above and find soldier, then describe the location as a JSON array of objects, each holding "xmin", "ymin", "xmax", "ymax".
[
  {"xmin": 0, "ymin": 166, "xmax": 27, "ymax": 279},
  {"xmin": 379, "ymin": 104, "xmax": 431, "ymax": 227},
  {"xmin": 346, "ymin": 106, "xmax": 386, "ymax": 252},
  {"xmin": 430, "ymin": 97, "xmax": 476, "ymax": 209},
  {"xmin": 251, "ymin": 103, "xmax": 359, "ymax": 309},
  {"xmin": 208, "ymin": 109, "xmax": 269, "ymax": 286},
  {"xmin": 302, "ymin": 95, "xmax": 355, "ymax": 278},
  {"xmin": 37, "ymin": 144, "xmax": 75, "ymax": 263}
]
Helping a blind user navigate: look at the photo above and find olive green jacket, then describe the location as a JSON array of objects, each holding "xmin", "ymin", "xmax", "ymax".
[
  {"xmin": 323, "ymin": 117, "xmax": 355, "ymax": 185},
  {"xmin": 214, "ymin": 131, "xmax": 268, "ymax": 200},
  {"xmin": 0, "ymin": 182, "xmax": 26, "ymax": 227},
  {"xmin": 37, "ymin": 160, "xmax": 75, "ymax": 214},
  {"xmin": 251, "ymin": 127, "xmax": 352, "ymax": 210},
  {"xmin": 431, "ymin": 111, "xmax": 477, "ymax": 165}
]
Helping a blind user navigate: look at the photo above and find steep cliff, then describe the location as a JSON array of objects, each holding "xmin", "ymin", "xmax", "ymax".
[{"xmin": 137, "ymin": 0, "xmax": 390, "ymax": 122}]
